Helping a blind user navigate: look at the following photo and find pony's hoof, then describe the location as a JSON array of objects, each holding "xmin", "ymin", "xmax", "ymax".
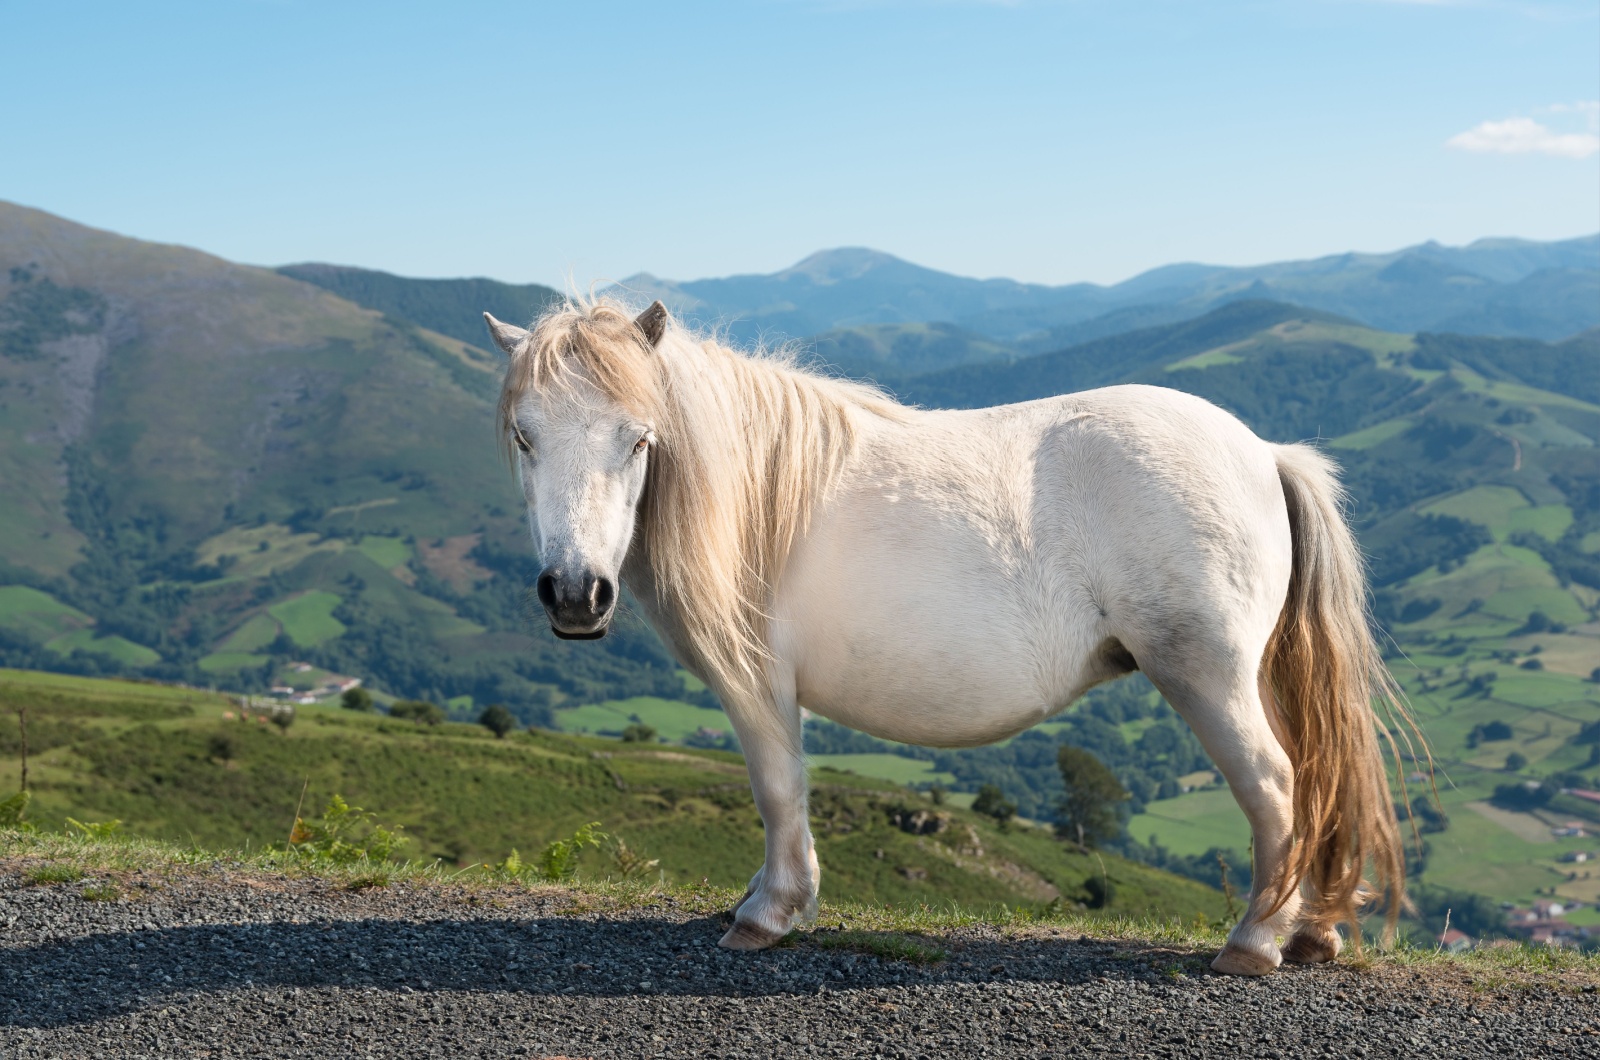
[
  {"xmin": 718, "ymin": 920, "xmax": 785, "ymax": 951},
  {"xmin": 1283, "ymin": 929, "xmax": 1341, "ymax": 964},
  {"xmin": 1211, "ymin": 943, "xmax": 1281, "ymax": 977}
]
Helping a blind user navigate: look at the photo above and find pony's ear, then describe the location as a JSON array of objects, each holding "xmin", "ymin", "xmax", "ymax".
[
  {"xmin": 483, "ymin": 313, "xmax": 529, "ymax": 358},
  {"xmin": 635, "ymin": 301, "xmax": 669, "ymax": 348}
]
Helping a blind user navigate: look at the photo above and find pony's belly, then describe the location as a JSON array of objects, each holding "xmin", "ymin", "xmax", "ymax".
[
  {"xmin": 799, "ymin": 666, "xmax": 1060, "ymax": 748},
  {"xmin": 779, "ymin": 572, "xmax": 1088, "ymax": 748}
]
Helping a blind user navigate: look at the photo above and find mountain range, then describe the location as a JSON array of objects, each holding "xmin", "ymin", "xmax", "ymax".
[{"xmin": 616, "ymin": 236, "xmax": 1600, "ymax": 353}]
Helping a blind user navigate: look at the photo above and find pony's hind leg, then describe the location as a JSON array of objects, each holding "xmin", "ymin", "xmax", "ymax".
[
  {"xmin": 718, "ymin": 680, "xmax": 819, "ymax": 951},
  {"xmin": 1146, "ymin": 660, "xmax": 1298, "ymax": 977}
]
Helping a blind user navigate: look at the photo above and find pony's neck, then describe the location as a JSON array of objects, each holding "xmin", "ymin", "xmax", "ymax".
[{"xmin": 620, "ymin": 335, "xmax": 901, "ymax": 701}]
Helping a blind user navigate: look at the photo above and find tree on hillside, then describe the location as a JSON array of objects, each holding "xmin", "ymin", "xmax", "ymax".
[
  {"xmin": 340, "ymin": 687, "xmax": 373, "ymax": 712},
  {"xmin": 479, "ymin": 704, "xmax": 516, "ymax": 739},
  {"xmin": 971, "ymin": 784, "xmax": 1016, "ymax": 829},
  {"xmin": 620, "ymin": 723, "xmax": 657, "ymax": 743},
  {"xmin": 1055, "ymin": 746, "xmax": 1128, "ymax": 850}
]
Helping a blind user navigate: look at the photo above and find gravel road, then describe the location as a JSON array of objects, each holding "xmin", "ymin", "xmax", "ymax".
[{"xmin": 1, "ymin": 862, "xmax": 1596, "ymax": 1059}]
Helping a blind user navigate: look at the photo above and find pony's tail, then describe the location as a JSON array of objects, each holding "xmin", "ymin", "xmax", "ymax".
[{"xmin": 1265, "ymin": 443, "xmax": 1419, "ymax": 947}]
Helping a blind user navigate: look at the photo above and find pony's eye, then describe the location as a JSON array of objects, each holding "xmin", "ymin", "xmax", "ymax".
[
  {"xmin": 512, "ymin": 431, "xmax": 532, "ymax": 455},
  {"xmin": 633, "ymin": 436, "xmax": 649, "ymax": 455}
]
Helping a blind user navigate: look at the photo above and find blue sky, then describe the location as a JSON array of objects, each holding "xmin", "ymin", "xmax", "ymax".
[{"xmin": 2, "ymin": 1, "xmax": 1596, "ymax": 286}]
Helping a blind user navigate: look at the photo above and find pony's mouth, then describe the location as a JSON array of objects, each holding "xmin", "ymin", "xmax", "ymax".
[{"xmin": 551, "ymin": 624, "xmax": 609, "ymax": 641}]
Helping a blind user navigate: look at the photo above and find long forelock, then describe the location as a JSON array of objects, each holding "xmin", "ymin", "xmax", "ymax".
[{"xmin": 496, "ymin": 297, "xmax": 664, "ymax": 454}]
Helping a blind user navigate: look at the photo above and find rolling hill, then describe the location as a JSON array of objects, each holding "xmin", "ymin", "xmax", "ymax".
[
  {"xmin": 0, "ymin": 201, "xmax": 684, "ymax": 723},
  {"xmin": 0, "ymin": 667, "xmax": 1223, "ymax": 919}
]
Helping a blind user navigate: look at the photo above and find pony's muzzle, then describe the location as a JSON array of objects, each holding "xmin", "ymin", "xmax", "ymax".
[{"xmin": 537, "ymin": 567, "xmax": 615, "ymax": 639}]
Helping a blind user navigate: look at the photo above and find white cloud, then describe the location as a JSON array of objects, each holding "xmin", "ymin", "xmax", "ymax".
[{"xmin": 1447, "ymin": 106, "xmax": 1600, "ymax": 158}]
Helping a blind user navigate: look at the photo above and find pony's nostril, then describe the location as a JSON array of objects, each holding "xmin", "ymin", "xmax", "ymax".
[
  {"xmin": 535, "ymin": 572, "xmax": 558, "ymax": 610},
  {"xmin": 593, "ymin": 577, "xmax": 616, "ymax": 613}
]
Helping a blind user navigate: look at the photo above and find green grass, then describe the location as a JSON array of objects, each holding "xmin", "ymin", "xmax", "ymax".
[
  {"xmin": 0, "ymin": 668, "xmax": 1222, "ymax": 919},
  {"xmin": 1329, "ymin": 417, "xmax": 1412, "ymax": 450},
  {"xmin": 0, "ymin": 585, "xmax": 91, "ymax": 641},
  {"xmin": 356, "ymin": 535, "xmax": 411, "ymax": 569},
  {"xmin": 42, "ymin": 629, "xmax": 161, "ymax": 666},
  {"xmin": 810, "ymin": 754, "xmax": 955, "ymax": 786},
  {"xmin": 813, "ymin": 930, "xmax": 948, "ymax": 964},
  {"xmin": 1127, "ymin": 787, "xmax": 1251, "ymax": 857},
  {"xmin": 197, "ymin": 651, "xmax": 270, "ymax": 673},
  {"xmin": 268, "ymin": 591, "xmax": 346, "ymax": 647},
  {"xmin": 24, "ymin": 863, "xmax": 84, "ymax": 885},
  {"xmin": 554, "ymin": 696, "xmax": 732, "ymax": 741},
  {"xmin": 218, "ymin": 613, "xmax": 281, "ymax": 653},
  {"xmin": 1164, "ymin": 344, "xmax": 1247, "ymax": 371},
  {"xmin": 1422, "ymin": 486, "xmax": 1533, "ymax": 541}
]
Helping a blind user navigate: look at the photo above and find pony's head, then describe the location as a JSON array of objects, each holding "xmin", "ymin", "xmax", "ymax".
[{"xmin": 484, "ymin": 298, "xmax": 670, "ymax": 639}]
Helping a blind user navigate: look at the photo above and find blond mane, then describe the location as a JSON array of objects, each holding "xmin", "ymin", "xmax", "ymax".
[{"xmin": 499, "ymin": 296, "xmax": 906, "ymax": 740}]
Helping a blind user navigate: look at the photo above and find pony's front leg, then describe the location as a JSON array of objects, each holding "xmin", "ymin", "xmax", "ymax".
[{"xmin": 719, "ymin": 684, "xmax": 818, "ymax": 951}]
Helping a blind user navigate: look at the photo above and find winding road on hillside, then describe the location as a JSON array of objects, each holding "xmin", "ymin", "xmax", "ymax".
[{"xmin": 1, "ymin": 862, "xmax": 1596, "ymax": 1059}]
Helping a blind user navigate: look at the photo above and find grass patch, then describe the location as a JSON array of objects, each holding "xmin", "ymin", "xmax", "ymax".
[
  {"xmin": 218, "ymin": 613, "xmax": 281, "ymax": 654},
  {"xmin": 812, "ymin": 929, "xmax": 949, "ymax": 964},
  {"xmin": 554, "ymin": 696, "xmax": 732, "ymax": 742},
  {"xmin": 197, "ymin": 651, "xmax": 270, "ymax": 673},
  {"xmin": 355, "ymin": 535, "xmax": 411, "ymax": 569},
  {"xmin": 810, "ymin": 754, "xmax": 955, "ymax": 786},
  {"xmin": 23, "ymin": 863, "xmax": 84, "ymax": 885},
  {"xmin": 0, "ymin": 585, "xmax": 92, "ymax": 641},
  {"xmin": 268, "ymin": 591, "xmax": 346, "ymax": 647},
  {"xmin": 80, "ymin": 881, "xmax": 122, "ymax": 901},
  {"xmin": 43, "ymin": 630, "xmax": 161, "ymax": 666}
]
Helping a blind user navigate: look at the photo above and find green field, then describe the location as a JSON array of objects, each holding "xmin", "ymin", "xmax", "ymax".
[
  {"xmin": 0, "ymin": 586, "xmax": 91, "ymax": 642},
  {"xmin": 355, "ymin": 534, "xmax": 411, "ymax": 569},
  {"xmin": 42, "ymin": 629, "xmax": 161, "ymax": 666},
  {"xmin": 218, "ymin": 613, "xmax": 281, "ymax": 653},
  {"xmin": 0, "ymin": 668, "xmax": 1223, "ymax": 919},
  {"xmin": 267, "ymin": 591, "xmax": 347, "ymax": 648},
  {"xmin": 809, "ymin": 754, "xmax": 956, "ymax": 787},
  {"xmin": 554, "ymin": 696, "xmax": 732, "ymax": 741}
]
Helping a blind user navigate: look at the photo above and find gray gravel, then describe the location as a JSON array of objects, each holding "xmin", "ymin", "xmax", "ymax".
[{"xmin": 1, "ymin": 864, "xmax": 1596, "ymax": 1059}]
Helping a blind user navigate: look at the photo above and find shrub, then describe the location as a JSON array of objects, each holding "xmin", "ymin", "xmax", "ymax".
[
  {"xmin": 620, "ymin": 723, "xmax": 657, "ymax": 743},
  {"xmin": 1503, "ymin": 752, "xmax": 1527, "ymax": 772},
  {"xmin": 66, "ymin": 817, "xmax": 122, "ymax": 839},
  {"xmin": 479, "ymin": 704, "xmax": 516, "ymax": 739},
  {"xmin": 536, "ymin": 821, "xmax": 607, "ymax": 880},
  {"xmin": 1083, "ymin": 874, "xmax": 1116, "ymax": 909},
  {"xmin": 389, "ymin": 700, "xmax": 445, "ymax": 726},
  {"xmin": 288, "ymin": 794, "xmax": 407, "ymax": 863},
  {"xmin": 0, "ymin": 790, "xmax": 32, "ymax": 829},
  {"xmin": 971, "ymin": 784, "xmax": 1016, "ymax": 827},
  {"xmin": 269, "ymin": 709, "xmax": 295, "ymax": 731},
  {"xmin": 208, "ymin": 732, "xmax": 236, "ymax": 761},
  {"xmin": 340, "ymin": 687, "xmax": 374, "ymax": 712}
]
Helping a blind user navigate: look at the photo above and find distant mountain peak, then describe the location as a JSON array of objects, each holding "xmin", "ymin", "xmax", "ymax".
[{"xmin": 778, "ymin": 248, "xmax": 910, "ymax": 284}]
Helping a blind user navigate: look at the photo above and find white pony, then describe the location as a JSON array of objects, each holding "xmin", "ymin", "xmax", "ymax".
[{"xmin": 483, "ymin": 297, "xmax": 1413, "ymax": 976}]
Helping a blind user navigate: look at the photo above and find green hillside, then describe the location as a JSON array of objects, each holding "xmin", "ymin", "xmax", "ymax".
[
  {"xmin": 0, "ymin": 202, "xmax": 687, "ymax": 722},
  {"xmin": 276, "ymin": 263, "xmax": 562, "ymax": 350},
  {"xmin": 0, "ymin": 668, "xmax": 1223, "ymax": 919}
]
